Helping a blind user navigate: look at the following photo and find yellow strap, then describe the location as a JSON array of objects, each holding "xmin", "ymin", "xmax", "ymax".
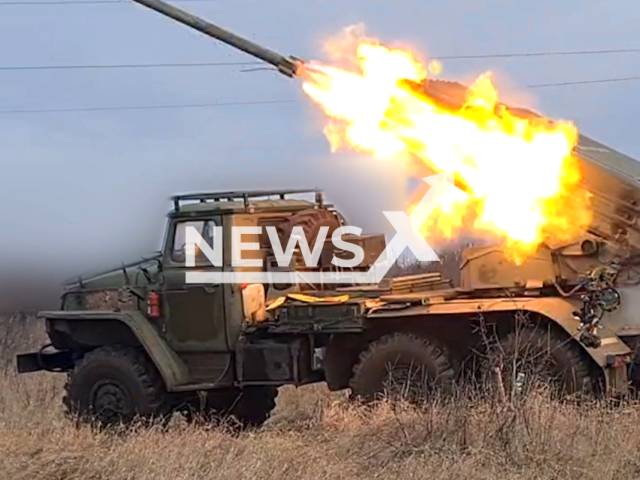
[
  {"xmin": 364, "ymin": 300, "xmax": 386, "ymax": 309},
  {"xmin": 266, "ymin": 293, "xmax": 351, "ymax": 312},
  {"xmin": 266, "ymin": 296, "xmax": 287, "ymax": 311},
  {"xmin": 287, "ymin": 293, "xmax": 350, "ymax": 303}
]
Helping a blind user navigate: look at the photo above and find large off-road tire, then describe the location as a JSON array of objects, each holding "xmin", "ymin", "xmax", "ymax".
[
  {"xmin": 350, "ymin": 333, "xmax": 455, "ymax": 403},
  {"xmin": 485, "ymin": 327, "xmax": 595, "ymax": 399},
  {"xmin": 63, "ymin": 346, "xmax": 167, "ymax": 426}
]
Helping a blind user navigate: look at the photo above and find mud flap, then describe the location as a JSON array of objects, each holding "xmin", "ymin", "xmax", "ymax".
[{"xmin": 605, "ymin": 352, "xmax": 633, "ymax": 397}]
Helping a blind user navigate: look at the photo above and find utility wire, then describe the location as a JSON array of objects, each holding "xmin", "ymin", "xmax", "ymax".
[
  {"xmin": 3, "ymin": 47, "xmax": 640, "ymax": 71},
  {"xmin": 0, "ymin": 99, "xmax": 295, "ymax": 114},
  {"xmin": 0, "ymin": 61, "xmax": 261, "ymax": 71},
  {"xmin": 438, "ymin": 48, "xmax": 640, "ymax": 60},
  {"xmin": 0, "ymin": 0, "xmax": 220, "ymax": 4},
  {"xmin": 0, "ymin": 75, "xmax": 638, "ymax": 115},
  {"xmin": 527, "ymin": 75, "xmax": 640, "ymax": 88}
]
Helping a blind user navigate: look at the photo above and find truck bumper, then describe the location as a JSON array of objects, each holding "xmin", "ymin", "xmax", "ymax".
[{"xmin": 16, "ymin": 349, "xmax": 75, "ymax": 373}]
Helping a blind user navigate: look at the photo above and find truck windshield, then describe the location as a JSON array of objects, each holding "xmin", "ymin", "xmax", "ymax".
[{"xmin": 171, "ymin": 219, "xmax": 218, "ymax": 263}]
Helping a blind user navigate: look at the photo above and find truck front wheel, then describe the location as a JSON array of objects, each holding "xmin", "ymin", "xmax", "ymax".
[
  {"xmin": 63, "ymin": 346, "xmax": 167, "ymax": 426},
  {"xmin": 350, "ymin": 333, "xmax": 455, "ymax": 403}
]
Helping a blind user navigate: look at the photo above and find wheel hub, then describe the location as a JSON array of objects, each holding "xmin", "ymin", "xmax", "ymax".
[{"xmin": 91, "ymin": 381, "xmax": 131, "ymax": 422}]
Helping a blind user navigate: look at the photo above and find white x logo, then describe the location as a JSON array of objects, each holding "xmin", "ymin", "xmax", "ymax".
[{"xmin": 367, "ymin": 171, "xmax": 457, "ymax": 283}]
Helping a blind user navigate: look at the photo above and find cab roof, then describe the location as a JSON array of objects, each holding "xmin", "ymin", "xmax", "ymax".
[{"xmin": 167, "ymin": 189, "xmax": 324, "ymax": 217}]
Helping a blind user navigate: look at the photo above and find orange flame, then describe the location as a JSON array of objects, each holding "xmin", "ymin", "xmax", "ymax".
[{"xmin": 301, "ymin": 31, "xmax": 591, "ymax": 263}]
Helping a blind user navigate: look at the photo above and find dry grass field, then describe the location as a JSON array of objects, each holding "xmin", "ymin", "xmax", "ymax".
[{"xmin": 2, "ymin": 314, "xmax": 640, "ymax": 480}]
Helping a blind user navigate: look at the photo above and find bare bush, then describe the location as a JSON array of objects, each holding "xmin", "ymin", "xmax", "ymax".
[{"xmin": 0, "ymin": 313, "xmax": 46, "ymax": 371}]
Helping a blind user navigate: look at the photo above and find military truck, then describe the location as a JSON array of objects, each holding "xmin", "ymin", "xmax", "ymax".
[
  {"xmin": 14, "ymin": 0, "xmax": 640, "ymax": 426},
  {"xmin": 13, "ymin": 178, "xmax": 640, "ymax": 427}
]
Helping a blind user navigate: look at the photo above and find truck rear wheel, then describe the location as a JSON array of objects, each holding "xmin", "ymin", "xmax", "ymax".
[
  {"xmin": 350, "ymin": 333, "xmax": 455, "ymax": 403},
  {"xmin": 63, "ymin": 346, "xmax": 167, "ymax": 426},
  {"xmin": 485, "ymin": 327, "xmax": 594, "ymax": 399}
]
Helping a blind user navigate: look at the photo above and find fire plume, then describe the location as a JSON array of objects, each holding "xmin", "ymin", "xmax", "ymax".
[{"xmin": 300, "ymin": 30, "xmax": 592, "ymax": 263}]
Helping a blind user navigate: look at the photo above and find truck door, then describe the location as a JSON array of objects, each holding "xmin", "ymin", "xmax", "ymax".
[{"xmin": 161, "ymin": 216, "xmax": 227, "ymax": 352}]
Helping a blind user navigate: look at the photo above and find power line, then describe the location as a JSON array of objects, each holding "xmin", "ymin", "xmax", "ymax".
[
  {"xmin": 0, "ymin": 99, "xmax": 295, "ymax": 114},
  {"xmin": 4, "ymin": 47, "xmax": 640, "ymax": 72},
  {"xmin": 527, "ymin": 76, "xmax": 640, "ymax": 88},
  {"xmin": 439, "ymin": 48, "xmax": 640, "ymax": 60},
  {"xmin": 0, "ymin": 0, "xmax": 220, "ymax": 5},
  {"xmin": 0, "ymin": 61, "xmax": 261, "ymax": 71},
  {"xmin": 0, "ymin": 75, "xmax": 638, "ymax": 115},
  {"xmin": 536, "ymin": 76, "xmax": 640, "ymax": 88}
]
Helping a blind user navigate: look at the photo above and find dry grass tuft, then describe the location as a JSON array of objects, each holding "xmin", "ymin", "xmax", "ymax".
[{"xmin": 3, "ymin": 315, "xmax": 640, "ymax": 480}]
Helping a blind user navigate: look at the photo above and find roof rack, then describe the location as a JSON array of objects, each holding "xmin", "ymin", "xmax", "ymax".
[{"xmin": 171, "ymin": 189, "xmax": 323, "ymax": 212}]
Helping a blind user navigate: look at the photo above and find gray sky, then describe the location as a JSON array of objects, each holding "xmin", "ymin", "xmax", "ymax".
[{"xmin": 1, "ymin": 0, "xmax": 639, "ymax": 272}]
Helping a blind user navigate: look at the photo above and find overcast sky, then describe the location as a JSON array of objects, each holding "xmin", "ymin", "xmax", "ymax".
[{"xmin": 1, "ymin": 0, "xmax": 639, "ymax": 273}]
